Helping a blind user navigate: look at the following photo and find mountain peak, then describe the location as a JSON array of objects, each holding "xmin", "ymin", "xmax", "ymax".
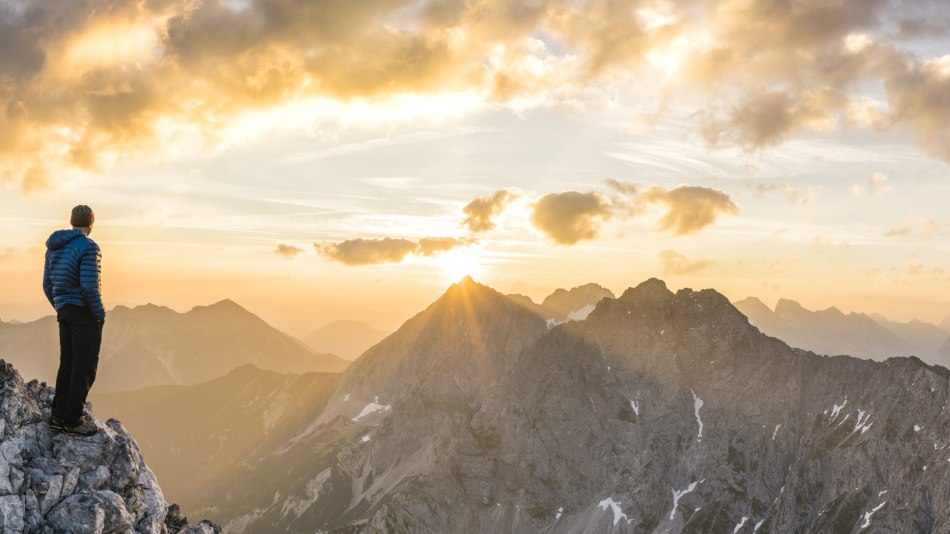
[
  {"xmin": 734, "ymin": 296, "xmax": 773, "ymax": 313},
  {"xmin": 619, "ymin": 277, "xmax": 673, "ymax": 302},
  {"xmin": 187, "ymin": 298, "xmax": 253, "ymax": 317},
  {"xmin": 441, "ymin": 276, "xmax": 498, "ymax": 303},
  {"xmin": 775, "ymin": 298, "xmax": 808, "ymax": 315}
]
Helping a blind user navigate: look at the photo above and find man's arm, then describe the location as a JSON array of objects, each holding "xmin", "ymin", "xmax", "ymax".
[
  {"xmin": 79, "ymin": 243, "xmax": 106, "ymax": 321},
  {"xmin": 42, "ymin": 250, "xmax": 55, "ymax": 307}
]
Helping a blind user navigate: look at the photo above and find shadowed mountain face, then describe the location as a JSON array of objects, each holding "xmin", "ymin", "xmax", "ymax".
[
  {"xmin": 90, "ymin": 366, "xmax": 339, "ymax": 521},
  {"xmin": 136, "ymin": 278, "xmax": 948, "ymax": 533},
  {"xmin": 303, "ymin": 320, "xmax": 390, "ymax": 360},
  {"xmin": 732, "ymin": 296, "xmax": 949, "ymax": 364},
  {"xmin": 0, "ymin": 300, "xmax": 348, "ymax": 392}
]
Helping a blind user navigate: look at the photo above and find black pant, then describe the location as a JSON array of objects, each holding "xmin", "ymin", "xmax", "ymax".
[{"xmin": 52, "ymin": 304, "xmax": 102, "ymax": 424}]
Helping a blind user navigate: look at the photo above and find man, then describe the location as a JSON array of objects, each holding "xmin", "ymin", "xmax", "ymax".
[{"xmin": 43, "ymin": 205, "xmax": 105, "ymax": 437}]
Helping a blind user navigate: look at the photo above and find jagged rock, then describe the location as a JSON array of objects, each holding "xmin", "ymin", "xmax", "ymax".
[{"xmin": 0, "ymin": 359, "xmax": 220, "ymax": 533}]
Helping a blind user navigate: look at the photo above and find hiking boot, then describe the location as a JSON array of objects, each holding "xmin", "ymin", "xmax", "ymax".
[
  {"xmin": 62, "ymin": 415, "xmax": 98, "ymax": 437},
  {"xmin": 48, "ymin": 415, "xmax": 65, "ymax": 432}
]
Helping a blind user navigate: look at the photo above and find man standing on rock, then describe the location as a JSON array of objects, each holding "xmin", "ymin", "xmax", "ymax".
[{"xmin": 42, "ymin": 205, "xmax": 105, "ymax": 437}]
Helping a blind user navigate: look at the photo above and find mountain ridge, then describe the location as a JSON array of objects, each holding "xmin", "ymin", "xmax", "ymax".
[
  {"xmin": 0, "ymin": 300, "xmax": 348, "ymax": 393},
  {"xmin": 155, "ymin": 277, "xmax": 950, "ymax": 532}
]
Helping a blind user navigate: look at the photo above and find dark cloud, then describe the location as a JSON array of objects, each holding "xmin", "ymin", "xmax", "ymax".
[
  {"xmin": 530, "ymin": 191, "xmax": 612, "ymax": 245},
  {"xmin": 642, "ymin": 185, "xmax": 739, "ymax": 235},
  {"xmin": 462, "ymin": 189, "xmax": 518, "ymax": 232},
  {"xmin": 317, "ymin": 235, "xmax": 474, "ymax": 265},
  {"xmin": 275, "ymin": 244, "xmax": 304, "ymax": 259},
  {"xmin": 658, "ymin": 249, "xmax": 714, "ymax": 275}
]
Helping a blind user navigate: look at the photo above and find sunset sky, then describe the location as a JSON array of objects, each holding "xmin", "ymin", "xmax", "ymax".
[{"xmin": 1, "ymin": 0, "xmax": 948, "ymax": 332}]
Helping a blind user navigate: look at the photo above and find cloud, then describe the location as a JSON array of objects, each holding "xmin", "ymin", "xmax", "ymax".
[
  {"xmin": 4, "ymin": 0, "xmax": 950, "ymax": 191},
  {"xmin": 641, "ymin": 185, "xmax": 739, "ymax": 235},
  {"xmin": 317, "ymin": 235, "xmax": 474, "ymax": 265},
  {"xmin": 275, "ymin": 244, "xmax": 304, "ymax": 259},
  {"xmin": 906, "ymin": 261, "xmax": 925, "ymax": 275},
  {"xmin": 462, "ymin": 189, "xmax": 518, "ymax": 232},
  {"xmin": 746, "ymin": 181, "xmax": 816, "ymax": 206},
  {"xmin": 884, "ymin": 217, "xmax": 939, "ymax": 237},
  {"xmin": 416, "ymin": 236, "xmax": 477, "ymax": 255},
  {"xmin": 658, "ymin": 250, "xmax": 714, "ymax": 275},
  {"xmin": 699, "ymin": 90, "xmax": 833, "ymax": 150},
  {"xmin": 317, "ymin": 238, "xmax": 419, "ymax": 266},
  {"xmin": 530, "ymin": 191, "xmax": 612, "ymax": 245},
  {"xmin": 852, "ymin": 171, "xmax": 893, "ymax": 196},
  {"xmin": 604, "ymin": 179, "xmax": 642, "ymax": 216}
]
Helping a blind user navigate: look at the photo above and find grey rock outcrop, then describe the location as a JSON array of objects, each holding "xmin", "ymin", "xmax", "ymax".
[{"xmin": 0, "ymin": 359, "xmax": 219, "ymax": 533}]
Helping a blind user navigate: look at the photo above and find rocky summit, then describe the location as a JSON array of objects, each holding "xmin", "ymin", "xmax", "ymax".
[
  {"xmin": 199, "ymin": 278, "xmax": 950, "ymax": 533},
  {"xmin": 0, "ymin": 359, "xmax": 218, "ymax": 534}
]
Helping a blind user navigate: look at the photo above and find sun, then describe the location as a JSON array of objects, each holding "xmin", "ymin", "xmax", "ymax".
[{"xmin": 436, "ymin": 245, "xmax": 486, "ymax": 283}]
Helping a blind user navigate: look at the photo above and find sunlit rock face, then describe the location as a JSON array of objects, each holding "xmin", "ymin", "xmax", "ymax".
[
  {"xmin": 116, "ymin": 279, "xmax": 950, "ymax": 533},
  {"xmin": 0, "ymin": 360, "xmax": 218, "ymax": 534}
]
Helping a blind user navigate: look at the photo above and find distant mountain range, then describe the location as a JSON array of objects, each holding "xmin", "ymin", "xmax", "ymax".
[
  {"xmin": 734, "ymin": 297, "xmax": 950, "ymax": 366},
  {"xmin": 88, "ymin": 278, "xmax": 950, "ymax": 532},
  {"xmin": 507, "ymin": 282, "xmax": 615, "ymax": 322},
  {"xmin": 0, "ymin": 300, "xmax": 348, "ymax": 392},
  {"xmin": 304, "ymin": 320, "xmax": 391, "ymax": 360}
]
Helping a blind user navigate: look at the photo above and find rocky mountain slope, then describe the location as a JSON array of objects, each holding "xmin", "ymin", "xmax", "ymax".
[
  {"xmin": 91, "ymin": 365, "xmax": 340, "ymax": 521},
  {"xmin": 0, "ymin": 300, "xmax": 348, "ymax": 392},
  {"xmin": 144, "ymin": 277, "xmax": 950, "ymax": 533},
  {"xmin": 733, "ymin": 296, "xmax": 943, "ymax": 363},
  {"xmin": 0, "ymin": 359, "xmax": 217, "ymax": 533},
  {"xmin": 304, "ymin": 320, "xmax": 390, "ymax": 360}
]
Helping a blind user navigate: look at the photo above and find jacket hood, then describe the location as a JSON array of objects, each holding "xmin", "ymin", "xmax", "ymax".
[{"xmin": 46, "ymin": 229, "xmax": 85, "ymax": 251}]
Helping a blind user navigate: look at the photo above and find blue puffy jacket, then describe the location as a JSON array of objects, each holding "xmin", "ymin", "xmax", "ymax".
[{"xmin": 43, "ymin": 229, "xmax": 106, "ymax": 321}]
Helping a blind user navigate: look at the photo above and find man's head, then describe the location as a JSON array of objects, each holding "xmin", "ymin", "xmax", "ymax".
[{"xmin": 70, "ymin": 205, "xmax": 95, "ymax": 235}]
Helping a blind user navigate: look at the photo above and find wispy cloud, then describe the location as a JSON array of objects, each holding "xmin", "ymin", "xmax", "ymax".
[
  {"xmin": 884, "ymin": 217, "xmax": 942, "ymax": 237},
  {"xmin": 658, "ymin": 250, "xmax": 715, "ymax": 275},
  {"xmin": 852, "ymin": 171, "xmax": 893, "ymax": 196}
]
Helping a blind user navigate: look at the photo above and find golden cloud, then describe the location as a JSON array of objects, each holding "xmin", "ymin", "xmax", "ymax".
[
  {"xmin": 462, "ymin": 189, "xmax": 519, "ymax": 232},
  {"xmin": 641, "ymin": 185, "xmax": 739, "ymax": 235},
  {"xmin": 530, "ymin": 191, "xmax": 612, "ymax": 245},
  {"xmin": 317, "ymin": 236, "xmax": 474, "ymax": 265},
  {"xmin": 275, "ymin": 244, "xmax": 305, "ymax": 259},
  {"xmin": 2, "ymin": 0, "xmax": 950, "ymax": 192}
]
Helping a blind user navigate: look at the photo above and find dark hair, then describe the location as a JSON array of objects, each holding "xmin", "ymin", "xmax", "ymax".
[{"xmin": 70, "ymin": 205, "xmax": 95, "ymax": 228}]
